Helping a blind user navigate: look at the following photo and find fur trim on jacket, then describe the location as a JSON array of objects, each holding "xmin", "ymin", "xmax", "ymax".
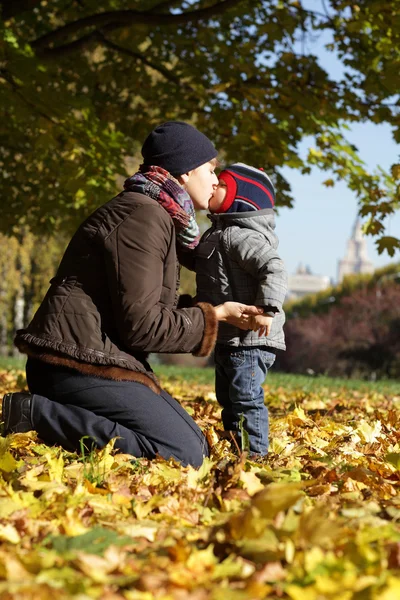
[
  {"xmin": 17, "ymin": 342, "xmax": 161, "ymax": 394},
  {"xmin": 193, "ymin": 302, "xmax": 218, "ymax": 357}
]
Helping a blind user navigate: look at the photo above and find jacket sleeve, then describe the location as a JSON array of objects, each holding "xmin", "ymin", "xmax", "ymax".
[
  {"xmin": 103, "ymin": 204, "xmax": 217, "ymax": 356},
  {"xmin": 176, "ymin": 246, "xmax": 196, "ymax": 271},
  {"xmin": 225, "ymin": 228, "xmax": 288, "ymax": 310}
]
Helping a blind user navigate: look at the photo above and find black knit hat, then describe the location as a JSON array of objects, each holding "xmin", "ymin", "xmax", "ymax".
[
  {"xmin": 216, "ymin": 163, "xmax": 275, "ymax": 213},
  {"xmin": 141, "ymin": 121, "xmax": 218, "ymax": 177}
]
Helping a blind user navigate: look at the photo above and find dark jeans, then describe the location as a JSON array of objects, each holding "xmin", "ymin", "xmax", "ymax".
[
  {"xmin": 214, "ymin": 345, "xmax": 276, "ymax": 455},
  {"xmin": 26, "ymin": 358, "xmax": 209, "ymax": 467}
]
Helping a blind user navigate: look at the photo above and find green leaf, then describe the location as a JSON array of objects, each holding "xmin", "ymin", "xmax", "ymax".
[
  {"xmin": 44, "ymin": 527, "xmax": 133, "ymax": 555},
  {"xmin": 385, "ymin": 453, "xmax": 400, "ymax": 470},
  {"xmin": 375, "ymin": 236, "xmax": 400, "ymax": 256},
  {"xmin": 239, "ymin": 413, "xmax": 250, "ymax": 452}
]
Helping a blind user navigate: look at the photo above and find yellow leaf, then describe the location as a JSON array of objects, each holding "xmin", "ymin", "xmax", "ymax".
[
  {"xmin": 315, "ymin": 573, "xmax": 356, "ymax": 594},
  {"xmin": 0, "ymin": 550, "xmax": 33, "ymax": 583},
  {"xmin": 62, "ymin": 507, "xmax": 90, "ymax": 536},
  {"xmin": 0, "ymin": 499, "xmax": 22, "ymax": 518},
  {"xmin": 121, "ymin": 523, "xmax": 158, "ymax": 542},
  {"xmin": 75, "ymin": 552, "xmax": 116, "ymax": 582},
  {"xmin": 133, "ymin": 495, "xmax": 163, "ymax": 519},
  {"xmin": 304, "ymin": 546, "xmax": 325, "ymax": 574},
  {"xmin": 379, "ymin": 577, "xmax": 400, "ymax": 600},
  {"xmin": 308, "ymin": 148, "xmax": 323, "ymax": 159},
  {"xmin": 286, "ymin": 584, "xmax": 318, "ymax": 600},
  {"xmin": 354, "ymin": 419, "xmax": 383, "ymax": 443},
  {"xmin": 212, "ymin": 554, "xmax": 255, "ymax": 581},
  {"xmin": 270, "ymin": 437, "xmax": 290, "ymax": 454},
  {"xmin": 186, "ymin": 545, "xmax": 217, "ymax": 571},
  {"xmin": 148, "ymin": 463, "xmax": 183, "ymax": 485},
  {"xmin": 0, "ymin": 523, "xmax": 20, "ymax": 543},
  {"xmin": 44, "ymin": 450, "xmax": 64, "ymax": 482},
  {"xmin": 0, "ymin": 488, "xmax": 42, "ymax": 518},
  {"xmin": 287, "ymin": 406, "xmax": 314, "ymax": 428},
  {"xmin": 252, "ymin": 482, "xmax": 304, "ymax": 518},
  {"xmin": 285, "ymin": 539, "xmax": 295, "ymax": 564},
  {"xmin": 298, "ymin": 505, "xmax": 343, "ymax": 547},
  {"xmin": 245, "ymin": 581, "xmax": 273, "ymax": 598},
  {"xmin": 240, "ymin": 470, "xmax": 264, "ymax": 496},
  {"xmin": 124, "ymin": 592, "xmax": 154, "ymax": 600},
  {"xmin": 186, "ymin": 456, "xmax": 214, "ymax": 488},
  {"xmin": 112, "ymin": 492, "xmax": 132, "ymax": 506},
  {"xmin": 0, "ymin": 451, "xmax": 18, "ymax": 473},
  {"xmin": 84, "ymin": 479, "xmax": 109, "ymax": 495}
]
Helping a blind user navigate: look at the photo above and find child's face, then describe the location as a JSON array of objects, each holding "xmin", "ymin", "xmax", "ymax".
[{"xmin": 208, "ymin": 179, "xmax": 227, "ymax": 213}]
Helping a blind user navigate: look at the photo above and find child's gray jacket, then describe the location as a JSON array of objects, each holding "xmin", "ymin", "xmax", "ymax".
[{"xmin": 195, "ymin": 208, "xmax": 287, "ymax": 350}]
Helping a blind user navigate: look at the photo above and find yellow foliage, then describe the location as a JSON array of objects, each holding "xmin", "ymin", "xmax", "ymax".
[
  {"xmin": 0, "ymin": 230, "xmax": 66, "ymax": 353},
  {"xmin": 0, "ymin": 369, "xmax": 399, "ymax": 598}
]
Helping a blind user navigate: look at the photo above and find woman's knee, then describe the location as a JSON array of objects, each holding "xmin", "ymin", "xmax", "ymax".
[
  {"xmin": 112, "ymin": 424, "xmax": 209, "ymax": 468},
  {"xmin": 184, "ymin": 436, "xmax": 209, "ymax": 468},
  {"xmin": 163, "ymin": 434, "xmax": 209, "ymax": 468}
]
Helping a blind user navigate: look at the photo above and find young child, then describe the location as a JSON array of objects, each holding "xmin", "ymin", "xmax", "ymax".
[{"xmin": 195, "ymin": 163, "xmax": 287, "ymax": 456}]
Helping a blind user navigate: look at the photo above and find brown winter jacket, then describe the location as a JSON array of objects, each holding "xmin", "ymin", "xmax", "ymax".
[{"xmin": 15, "ymin": 191, "xmax": 218, "ymax": 393}]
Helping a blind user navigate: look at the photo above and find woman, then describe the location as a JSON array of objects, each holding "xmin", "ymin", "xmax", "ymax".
[{"xmin": 2, "ymin": 121, "xmax": 262, "ymax": 467}]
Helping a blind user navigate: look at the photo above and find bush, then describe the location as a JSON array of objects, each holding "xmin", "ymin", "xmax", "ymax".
[{"xmin": 285, "ymin": 262, "xmax": 400, "ymax": 319}]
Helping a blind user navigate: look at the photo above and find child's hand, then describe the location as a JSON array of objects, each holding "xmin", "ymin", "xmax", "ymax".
[
  {"xmin": 214, "ymin": 302, "xmax": 264, "ymax": 330},
  {"xmin": 250, "ymin": 314, "xmax": 273, "ymax": 337}
]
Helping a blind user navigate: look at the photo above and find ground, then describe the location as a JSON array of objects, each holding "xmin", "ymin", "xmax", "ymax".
[{"xmin": 0, "ymin": 366, "xmax": 399, "ymax": 599}]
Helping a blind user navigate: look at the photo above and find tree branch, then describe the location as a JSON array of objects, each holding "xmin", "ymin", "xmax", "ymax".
[
  {"xmin": 0, "ymin": 69, "xmax": 59, "ymax": 125},
  {"xmin": 98, "ymin": 33, "xmax": 196, "ymax": 92},
  {"xmin": 32, "ymin": 0, "xmax": 245, "ymax": 53},
  {"xmin": 147, "ymin": 0, "xmax": 184, "ymax": 13},
  {"xmin": 37, "ymin": 31, "xmax": 100, "ymax": 57}
]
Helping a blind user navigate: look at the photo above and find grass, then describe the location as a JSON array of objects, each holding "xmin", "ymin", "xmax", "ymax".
[
  {"xmin": 263, "ymin": 371, "xmax": 400, "ymax": 394},
  {"xmin": 1, "ymin": 356, "xmax": 398, "ymax": 395},
  {"xmin": 0, "ymin": 355, "xmax": 26, "ymax": 371},
  {"xmin": 156, "ymin": 364, "xmax": 400, "ymax": 395}
]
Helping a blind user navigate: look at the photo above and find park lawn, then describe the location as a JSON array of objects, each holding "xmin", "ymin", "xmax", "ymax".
[
  {"xmin": 2, "ymin": 355, "xmax": 399, "ymax": 394},
  {"xmin": 155, "ymin": 364, "xmax": 400, "ymax": 395},
  {"xmin": 0, "ymin": 366, "xmax": 399, "ymax": 599}
]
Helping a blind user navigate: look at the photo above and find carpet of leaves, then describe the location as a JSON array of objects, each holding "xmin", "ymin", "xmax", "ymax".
[{"xmin": 1, "ymin": 370, "xmax": 400, "ymax": 600}]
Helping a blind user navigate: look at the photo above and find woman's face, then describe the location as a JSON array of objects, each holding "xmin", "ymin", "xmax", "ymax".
[{"xmin": 180, "ymin": 162, "xmax": 218, "ymax": 210}]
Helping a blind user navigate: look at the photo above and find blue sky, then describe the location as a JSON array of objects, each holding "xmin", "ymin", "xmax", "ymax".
[
  {"xmin": 274, "ymin": 2, "xmax": 400, "ymax": 282},
  {"xmin": 277, "ymin": 122, "xmax": 400, "ymax": 282}
]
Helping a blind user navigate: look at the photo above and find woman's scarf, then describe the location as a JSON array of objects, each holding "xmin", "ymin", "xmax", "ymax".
[{"xmin": 124, "ymin": 166, "xmax": 200, "ymax": 249}]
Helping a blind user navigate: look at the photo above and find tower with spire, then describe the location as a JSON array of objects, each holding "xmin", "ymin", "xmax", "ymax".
[{"xmin": 337, "ymin": 217, "xmax": 374, "ymax": 283}]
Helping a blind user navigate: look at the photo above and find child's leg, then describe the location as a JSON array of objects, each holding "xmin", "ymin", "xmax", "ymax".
[
  {"xmin": 214, "ymin": 345, "xmax": 237, "ymax": 432},
  {"xmin": 215, "ymin": 345, "xmax": 275, "ymax": 454}
]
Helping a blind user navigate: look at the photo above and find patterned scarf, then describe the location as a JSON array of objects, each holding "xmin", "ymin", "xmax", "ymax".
[{"xmin": 124, "ymin": 166, "xmax": 200, "ymax": 249}]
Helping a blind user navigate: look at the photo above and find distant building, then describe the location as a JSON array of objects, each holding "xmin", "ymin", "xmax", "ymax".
[
  {"xmin": 337, "ymin": 217, "xmax": 374, "ymax": 283},
  {"xmin": 287, "ymin": 263, "xmax": 331, "ymax": 301}
]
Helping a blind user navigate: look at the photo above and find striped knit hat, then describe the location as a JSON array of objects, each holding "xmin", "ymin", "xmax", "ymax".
[{"xmin": 216, "ymin": 163, "xmax": 275, "ymax": 213}]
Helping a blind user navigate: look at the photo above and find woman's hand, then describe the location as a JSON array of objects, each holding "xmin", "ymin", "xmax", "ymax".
[{"xmin": 214, "ymin": 302, "xmax": 264, "ymax": 330}]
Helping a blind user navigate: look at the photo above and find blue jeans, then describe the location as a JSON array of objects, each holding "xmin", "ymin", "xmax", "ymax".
[
  {"xmin": 26, "ymin": 358, "xmax": 209, "ymax": 468},
  {"xmin": 214, "ymin": 345, "xmax": 276, "ymax": 455}
]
